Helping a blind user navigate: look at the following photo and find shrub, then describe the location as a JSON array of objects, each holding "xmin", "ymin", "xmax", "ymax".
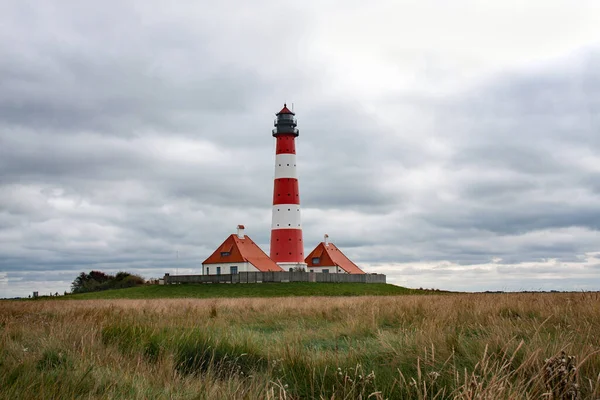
[{"xmin": 71, "ymin": 271, "xmax": 145, "ymax": 293}]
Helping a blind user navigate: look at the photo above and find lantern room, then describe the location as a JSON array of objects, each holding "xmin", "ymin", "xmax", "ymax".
[{"xmin": 272, "ymin": 104, "xmax": 299, "ymax": 137}]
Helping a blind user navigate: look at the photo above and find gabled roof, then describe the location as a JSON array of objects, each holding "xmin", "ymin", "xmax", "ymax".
[
  {"xmin": 203, "ymin": 234, "xmax": 284, "ymax": 272},
  {"xmin": 276, "ymin": 103, "xmax": 294, "ymax": 115},
  {"xmin": 305, "ymin": 242, "xmax": 366, "ymax": 274}
]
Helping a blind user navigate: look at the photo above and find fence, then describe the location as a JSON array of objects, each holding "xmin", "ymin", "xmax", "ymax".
[{"xmin": 164, "ymin": 271, "xmax": 386, "ymax": 284}]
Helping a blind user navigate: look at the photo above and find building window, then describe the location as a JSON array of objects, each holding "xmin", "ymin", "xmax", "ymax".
[
  {"xmin": 216, "ymin": 267, "xmax": 221, "ymax": 275},
  {"xmin": 230, "ymin": 266, "xmax": 238, "ymax": 274},
  {"xmin": 220, "ymin": 252, "xmax": 230, "ymax": 257},
  {"xmin": 206, "ymin": 267, "xmax": 210, "ymax": 275},
  {"xmin": 312, "ymin": 257, "xmax": 320, "ymax": 265},
  {"xmin": 322, "ymin": 269, "xmax": 329, "ymax": 273}
]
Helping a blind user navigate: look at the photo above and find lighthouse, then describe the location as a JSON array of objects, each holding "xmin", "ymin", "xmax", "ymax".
[{"xmin": 269, "ymin": 104, "xmax": 306, "ymax": 270}]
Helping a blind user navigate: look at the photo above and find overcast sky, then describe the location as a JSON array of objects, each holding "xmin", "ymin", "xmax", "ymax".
[{"xmin": 1, "ymin": 0, "xmax": 599, "ymax": 297}]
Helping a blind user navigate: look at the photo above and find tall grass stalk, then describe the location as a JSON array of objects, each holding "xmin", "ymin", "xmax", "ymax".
[{"xmin": 1, "ymin": 293, "xmax": 599, "ymax": 399}]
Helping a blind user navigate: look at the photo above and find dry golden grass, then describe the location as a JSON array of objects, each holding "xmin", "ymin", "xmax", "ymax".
[{"xmin": 1, "ymin": 292, "xmax": 599, "ymax": 399}]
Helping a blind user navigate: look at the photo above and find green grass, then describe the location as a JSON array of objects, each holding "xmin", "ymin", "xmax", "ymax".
[
  {"xmin": 60, "ymin": 283, "xmax": 428, "ymax": 300},
  {"xmin": 2, "ymin": 293, "xmax": 600, "ymax": 399}
]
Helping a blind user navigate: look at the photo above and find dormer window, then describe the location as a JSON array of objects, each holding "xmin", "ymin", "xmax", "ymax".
[
  {"xmin": 221, "ymin": 252, "xmax": 230, "ymax": 257},
  {"xmin": 312, "ymin": 257, "xmax": 320, "ymax": 265}
]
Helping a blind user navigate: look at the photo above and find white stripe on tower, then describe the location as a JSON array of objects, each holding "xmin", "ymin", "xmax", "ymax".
[
  {"xmin": 271, "ymin": 204, "xmax": 302, "ymax": 229},
  {"xmin": 274, "ymin": 154, "xmax": 297, "ymax": 179}
]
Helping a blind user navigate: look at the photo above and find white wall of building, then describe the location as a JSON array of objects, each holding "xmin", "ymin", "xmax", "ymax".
[
  {"xmin": 202, "ymin": 262, "xmax": 259, "ymax": 275},
  {"xmin": 202, "ymin": 262, "xmax": 345, "ymax": 274},
  {"xmin": 278, "ymin": 262, "xmax": 307, "ymax": 271},
  {"xmin": 308, "ymin": 265, "xmax": 344, "ymax": 274}
]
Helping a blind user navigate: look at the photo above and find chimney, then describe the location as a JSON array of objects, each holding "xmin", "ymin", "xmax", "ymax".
[
  {"xmin": 237, "ymin": 225, "xmax": 245, "ymax": 239},
  {"xmin": 324, "ymin": 233, "xmax": 329, "ymax": 246}
]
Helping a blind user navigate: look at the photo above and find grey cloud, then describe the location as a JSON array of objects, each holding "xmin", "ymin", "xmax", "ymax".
[
  {"xmin": 1, "ymin": 1, "xmax": 600, "ymax": 297},
  {"xmin": 453, "ymin": 144, "xmax": 565, "ymax": 175},
  {"xmin": 0, "ymin": 50, "xmax": 272, "ymax": 136},
  {"xmin": 0, "ymin": 2, "xmax": 312, "ymax": 143},
  {"xmin": 421, "ymin": 202, "xmax": 600, "ymax": 235}
]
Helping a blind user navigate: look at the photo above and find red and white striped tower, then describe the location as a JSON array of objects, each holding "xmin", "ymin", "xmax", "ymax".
[{"xmin": 270, "ymin": 104, "xmax": 306, "ymax": 270}]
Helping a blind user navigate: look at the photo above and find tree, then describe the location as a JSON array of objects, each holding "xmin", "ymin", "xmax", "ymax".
[
  {"xmin": 88, "ymin": 270, "xmax": 111, "ymax": 283},
  {"xmin": 71, "ymin": 272, "xmax": 90, "ymax": 293},
  {"xmin": 71, "ymin": 270, "xmax": 145, "ymax": 293}
]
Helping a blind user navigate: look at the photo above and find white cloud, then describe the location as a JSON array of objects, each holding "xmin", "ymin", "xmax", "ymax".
[
  {"xmin": 1, "ymin": 0, "xmax": 599, "ymax": 297},
  {"xmin": 365, "ymin": 252, "xmax": 600, "ymax": 292}
]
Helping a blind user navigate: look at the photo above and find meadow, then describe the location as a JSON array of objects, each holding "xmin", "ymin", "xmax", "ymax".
[
  {"xmin": 1, "ymin": 291, "xmax": 599, "ymax": 399},
  {"xmin": 62, "ymin": 282, "xmax": 424, "ymax": 300}
]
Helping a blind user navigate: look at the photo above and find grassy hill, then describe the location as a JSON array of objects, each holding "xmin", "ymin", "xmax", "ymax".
[{"xmin": 62, "ymin": 282, "xmax": 428, "ymax": 300}]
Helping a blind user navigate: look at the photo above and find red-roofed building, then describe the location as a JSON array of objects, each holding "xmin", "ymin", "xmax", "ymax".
[
  {"xmin": 305, "ymin": 235, "xmax": 366, "ymax": 274},
  {"xmin": 202, "ymin": 225, "xmax": 284, "ymax": 275}
]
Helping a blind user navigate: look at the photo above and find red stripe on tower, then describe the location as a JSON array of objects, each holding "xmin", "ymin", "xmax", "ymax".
[
  {"xmin": 272, "ymin": 179, "xmax": 300, "ymax": 205},
  {"xmin": 270, "ymin": 104, "xmax": 306, "ymax": 269}
]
